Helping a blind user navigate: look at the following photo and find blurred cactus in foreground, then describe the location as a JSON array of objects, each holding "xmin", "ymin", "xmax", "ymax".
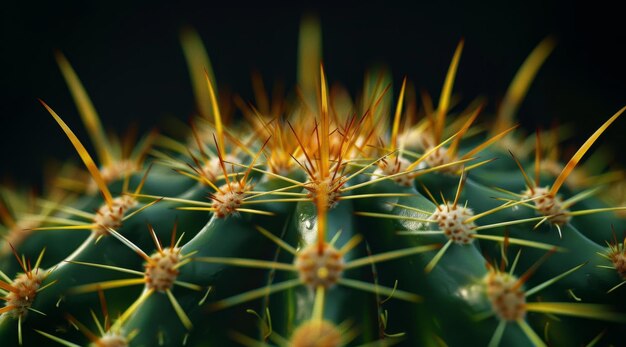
[{"xmin": 1, "ymin": 17, "xmax": 625, "ymax": 347}]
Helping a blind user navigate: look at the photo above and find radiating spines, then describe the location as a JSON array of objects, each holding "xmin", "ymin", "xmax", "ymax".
[
  {"xmin": 481, "ymin": 249, "xmax": 626, "ymax": 347},
  {"xmin": 52, "ymin": 54, "xmax": 155, "ymax": 194},
  {"xmin": 357, "ymin": 173, "xmax": 560, "ymax": 273},
  {"xmin": 537, "ymin": 129, "xmax": 624, "ymax": 191},
  {"xmin": 30, "ymin": 164, "xmax": 157, "ymax": 243},
  {"xmin": 492, "ymin": 36, "xmax": 556, "ymax": 141},
  {"xmin": 598, "ymin": 229, "xmax": 626, "ymax": 293},
  {"xmin": 4, "ymin": 16, "xmax": 626, "ymax": 347},
  {"xmin": 504, "ymin": 107, "xmax": 626, "ymax": 235},
  {"xmin": 1, "ymin": 248, "xmax": 54, "ymax": 346},
  {"xmin": 0, "ymin": 187, "xmax": 49, "ymax": 258},
  {"xmin": 180, "ymin": 26, "xmax": 217, "ymax": 121},
  {"xmin": 69, "ymin": 224, "xmax": 202, "ymax": 331},
  {"xmin": 35, "ymin": 289, "xmax": 138, "ymax": 347}
]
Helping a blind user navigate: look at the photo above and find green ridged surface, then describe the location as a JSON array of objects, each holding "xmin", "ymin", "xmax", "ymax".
[{"xmin": 1, "ymin": 21, "xmax": 625, "ymax": 347}]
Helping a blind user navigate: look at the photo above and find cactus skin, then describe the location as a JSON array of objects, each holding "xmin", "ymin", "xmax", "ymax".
[{"xmin": 1, "ymin": 20, "xmax": 626, "ymax": 347}]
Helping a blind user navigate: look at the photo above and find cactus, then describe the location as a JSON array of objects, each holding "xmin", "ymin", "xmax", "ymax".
[{"xmin": 1, "ymin": 18, "xmax": 626, "ymax": 347}]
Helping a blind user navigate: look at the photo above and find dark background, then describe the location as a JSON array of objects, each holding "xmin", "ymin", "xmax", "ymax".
[{"xmin": 2, "ymin": 1, "xmax": 625, "ymax": 186}]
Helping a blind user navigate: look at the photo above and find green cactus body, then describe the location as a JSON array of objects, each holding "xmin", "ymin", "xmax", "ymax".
[{"xmin": 2, "ymin": 18, "xmax": 626, "ymax": 347}]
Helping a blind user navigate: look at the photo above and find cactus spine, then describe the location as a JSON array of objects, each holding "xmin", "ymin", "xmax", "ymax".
[{"xmin": 1, "ymin": 18, "xmax": 625, "ymax": 347}]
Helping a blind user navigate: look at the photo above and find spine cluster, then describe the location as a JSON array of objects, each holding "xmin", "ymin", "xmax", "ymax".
[{"xmin": 0, "ymin": 20, "xmax": 625, "ymax": 347}]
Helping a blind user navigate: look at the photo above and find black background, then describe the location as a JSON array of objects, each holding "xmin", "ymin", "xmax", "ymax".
[{"xmin": 2, "ymin": 1, "xmax": 625, "ymax": 186}]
